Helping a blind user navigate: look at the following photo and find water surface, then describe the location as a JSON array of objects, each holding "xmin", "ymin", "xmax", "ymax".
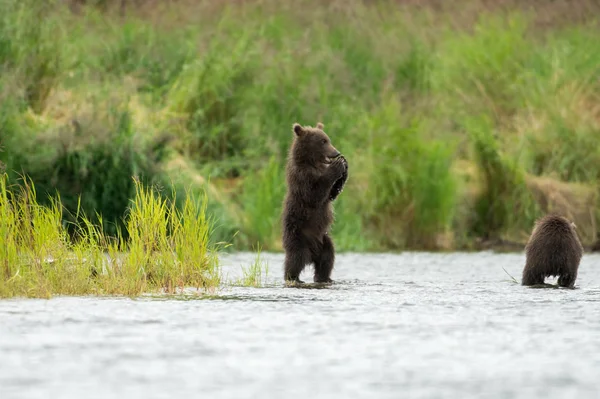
[{"xmin": 1, "ymin": 252, "xmax": 600, "ymax": 399}]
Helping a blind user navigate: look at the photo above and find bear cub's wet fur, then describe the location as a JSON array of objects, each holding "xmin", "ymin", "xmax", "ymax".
[
  {"xmin": 281, "ymin": 122, "xmax": 348, "ymax": 284},
  {"xmin": 522, "ymin": 214, "xmax": 583, "ymax": 288}
]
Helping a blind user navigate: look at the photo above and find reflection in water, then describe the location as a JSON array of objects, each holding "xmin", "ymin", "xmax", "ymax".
[{"xmin": 1, "ymin": 252, "xmax": 600, "ymax": 399}]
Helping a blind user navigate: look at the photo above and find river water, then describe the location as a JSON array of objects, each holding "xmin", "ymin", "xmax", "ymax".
[{"xmin": 1, "ymin": 252, "xmax": 599, "ymax": 399}]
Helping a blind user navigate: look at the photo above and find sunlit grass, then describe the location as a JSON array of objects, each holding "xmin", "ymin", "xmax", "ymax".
[
  {"xmin": 232, "ymin": 245, "xmax": 270, "ymax": 288},
  {"xmin": 0, "ymin": 174, "xmax": 224, "ymax": 299}
]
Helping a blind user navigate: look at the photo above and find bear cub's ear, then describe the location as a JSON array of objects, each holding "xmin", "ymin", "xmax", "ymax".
[
  {"xmin": 316, "ymin": 122, "xmax": 324, "ymax": 130},
  {"xmin": 293, "ymin": 123, "xmax": 305, "ymax": 137}
]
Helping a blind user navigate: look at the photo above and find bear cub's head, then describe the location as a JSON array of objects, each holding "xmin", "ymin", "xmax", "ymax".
[{"xmin": 290, "ymin": 122, "xmax": 340, "ymax": 167}]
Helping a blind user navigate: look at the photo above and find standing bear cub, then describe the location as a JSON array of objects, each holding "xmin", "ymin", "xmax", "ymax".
[
  {"xmin": 522, "ymin": 214, "xmax": 583, "ymax": 288},
  {"xmin": 282, "ymin": 122, "xmax": 348, "ymax": 284}
]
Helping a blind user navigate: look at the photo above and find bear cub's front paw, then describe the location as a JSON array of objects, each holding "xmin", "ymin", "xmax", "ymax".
[
  {"xmin": 331, "ymin": 156, "xmax": 347, "ymax": 177},
  {"xmin": 340, "ymin": 155, "xmax": 348, "ymax": 172}
]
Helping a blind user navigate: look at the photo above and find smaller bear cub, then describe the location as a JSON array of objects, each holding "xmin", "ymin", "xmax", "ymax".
[
  {"xmin": 522, "ymin": 214, "xmax": 583, "ymax": 288},
  {"xmin": 281, "ymin": 122, "xmax": 348, "ymax": 284}
]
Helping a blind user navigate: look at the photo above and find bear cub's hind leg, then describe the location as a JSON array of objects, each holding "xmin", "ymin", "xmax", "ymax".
[
  {"xmin": 521, "ymin": 269, "xmax": 544, "ymax": 286},
  {"xmin": 313, "ymin": 234, "xmax": 335, "ymax": 284},
  {"xmin": 284, "ymin": 243, "xmax": 308, "ymax": 284},
  {"xmin": 558, "ymin": 272, "xmax": 576, "ymax": 289}
]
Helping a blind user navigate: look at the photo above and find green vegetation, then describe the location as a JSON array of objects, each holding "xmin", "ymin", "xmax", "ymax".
[
  {"xmin": 2, "ymin": 0, "xmax": 600, "ymax": 259},
  {"xmin": 0, "ymin": 174, "xmax": 222, "ymax": 298},
  {"xmin": 233, "ymin": 245, "xmax": 270, "ymax": 288}
]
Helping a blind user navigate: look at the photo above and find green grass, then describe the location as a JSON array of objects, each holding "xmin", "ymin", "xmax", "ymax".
[
  {"xmin": 232, "ymin": 245, "xmax": 270, "ymax": 288},
  {"xmin": 1, "ymin": 0, "xmax": 600, "ymax": 254},
  {"xmin": 0, "ymin": 0, "xmax": 63, "ymax": 113},
  {"xmin": 0, "ymin": 174, "xmax": 223, "ymax": 298},
  {"xmin": 238, "ymin": 156, "xmax": 286, "ymax": 250},
  {"xmin": 359, "ymin": 98, "xmax": 458, "ymax": 249},
  {"xmin": 465, "ymin": 115, "xmax": 540, "ymax": 240}
]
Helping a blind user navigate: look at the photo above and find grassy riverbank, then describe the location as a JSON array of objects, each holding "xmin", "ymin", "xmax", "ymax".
[{"xmin": 1, "ymin": 0, "xmax": 600, "ymax": 254}]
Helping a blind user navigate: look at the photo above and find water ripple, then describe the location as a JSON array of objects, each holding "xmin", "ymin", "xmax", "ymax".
[{"xmin": 1, "ymin": 252, "xmax": 600, "ymax": 399}]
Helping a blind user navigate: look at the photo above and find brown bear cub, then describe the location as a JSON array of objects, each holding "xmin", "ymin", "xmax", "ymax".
[
  {"xmin": 282, "ymin": 122, "xmax": 348, "ymax": 284},
  {"xmin": 522, "ymin": 214, "xmax": 583, "ymax": 288}
]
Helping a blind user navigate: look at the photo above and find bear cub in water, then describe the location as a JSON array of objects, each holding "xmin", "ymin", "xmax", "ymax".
[
  {"xmin": 522, "ymin": 214, "xmax": 583, "ymax": 288},
  {"xmin": 281, "ymin": 122, "xmax": 348, "ymax": 284}
]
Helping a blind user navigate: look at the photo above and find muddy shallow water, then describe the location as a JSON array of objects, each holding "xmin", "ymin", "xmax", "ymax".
[{"xmin": 1, "ymin": 252, "xmax": 600, "ymax": 399}]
